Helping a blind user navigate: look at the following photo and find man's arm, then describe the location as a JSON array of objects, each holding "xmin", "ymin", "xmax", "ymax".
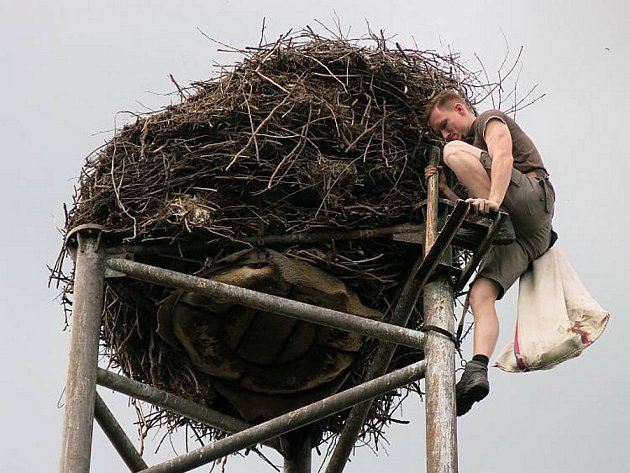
[
  {"xmin": 482, "ymin": 118, "xmax": 513, "ymax": 210},
  {"xmin": 439, "ymin": 182, "xmax": 461, "ymax": 203},
  {"xmin": 424, "ymin": 165, "xmax": 460, "ymax": 202}
]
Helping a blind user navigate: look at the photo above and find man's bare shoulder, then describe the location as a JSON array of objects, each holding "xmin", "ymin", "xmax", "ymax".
[{"xmin": 476, "ymin": 110, "xmax": 509, "ymax": 140}]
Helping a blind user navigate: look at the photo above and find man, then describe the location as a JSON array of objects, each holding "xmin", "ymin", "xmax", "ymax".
[{"xmin": 423, "ymin": 90, "xmax": 555, "ymax": 416}]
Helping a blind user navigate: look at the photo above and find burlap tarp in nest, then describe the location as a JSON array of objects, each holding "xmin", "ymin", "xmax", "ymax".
[{"xmin": 157, "ymin": 248, "xmax": 382, "ymax": 421}]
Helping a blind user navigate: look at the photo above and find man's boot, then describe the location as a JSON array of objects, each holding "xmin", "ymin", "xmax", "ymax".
[{"xmin": 456, "ymin": 360, "xmax": 490, "ymax": 416}]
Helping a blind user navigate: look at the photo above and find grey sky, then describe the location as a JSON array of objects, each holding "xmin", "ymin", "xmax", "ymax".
[{"xmin": 2, "ymin": 1, "xmax": 627, "ymax": 472}]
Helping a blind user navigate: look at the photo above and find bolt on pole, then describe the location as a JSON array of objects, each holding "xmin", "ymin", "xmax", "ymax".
[
  {"xmin": 59, "ymin": 231, "xmax": 106, "ymax": 473},
  {"xmin": 423, "ymin": 148, "xmax": 458, "ymax": 473}
]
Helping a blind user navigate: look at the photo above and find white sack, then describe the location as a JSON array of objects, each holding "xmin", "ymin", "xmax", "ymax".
[{"xmin": 494, "ymin": 246, "xmax": 609, "ymax": 372}]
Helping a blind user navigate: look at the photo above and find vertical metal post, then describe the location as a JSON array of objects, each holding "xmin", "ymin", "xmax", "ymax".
[
  {"xmin": 59, "ymin": 231, "xmax": 105, "ymax": 473},
  {"xmin": 284, "ymin": 451, "xmax": 312, "ymax": 473},
  {"xmin": 283, "ymin": 435, "xmax": 312, "ymax": 473},
  {"xmin": 423, "ymin": 149, "xmax": 458, "ymax": 473}
]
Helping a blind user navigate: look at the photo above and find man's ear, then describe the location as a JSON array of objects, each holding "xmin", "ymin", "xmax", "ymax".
[{"xmin": 454, "ymin": 102, "xmax": 465, "ymax": 114}]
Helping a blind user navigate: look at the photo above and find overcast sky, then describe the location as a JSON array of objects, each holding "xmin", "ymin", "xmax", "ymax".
[{"xmin": 2, "ymin": 1, "xmax": 627, "ymax": 472}]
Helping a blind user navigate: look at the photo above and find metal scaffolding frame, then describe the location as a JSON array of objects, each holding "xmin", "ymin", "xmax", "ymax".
[
  {"xmin": 58, "ymin": 154, "xmax": 504, "ymax": 472},
  {"xmin": 58, "ymin": 236, "xmax": 429, "ymax": 473}
]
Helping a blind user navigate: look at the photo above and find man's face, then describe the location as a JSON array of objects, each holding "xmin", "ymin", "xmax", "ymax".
[{"xmin": 428, "ymin": 102, "xmax": 471, "ymax": 142}]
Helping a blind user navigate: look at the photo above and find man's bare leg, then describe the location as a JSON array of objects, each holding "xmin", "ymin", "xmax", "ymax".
[
  {"xmin": 456, "ymin": 275, "xmax": 501, "ymax": 416},
  {"xmin": 441, "ymin": 141, "xmax": 503, "ymax": 357},
  {"xmin": 468, "ymin": 277, "xmax": 501, "ymax": 358},
  {"xmin": 443, "ymin": 140, "xmax": 491, "ymax": 199},
  {"xmin": 442, "ymin": 142, "xmax": 503, "ymax": 415}
]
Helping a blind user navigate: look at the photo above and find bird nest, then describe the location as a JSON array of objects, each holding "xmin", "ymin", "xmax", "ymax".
[{"xmin": 52, "ymin": 29, "xmax": 486, "ymax": 458}]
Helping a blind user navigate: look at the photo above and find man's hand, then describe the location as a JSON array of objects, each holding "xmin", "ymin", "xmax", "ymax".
[
  {"xmin": 424, "ymin": 165, "xmax": 448, "ymax": 191},
  {"xmin": 465, "ymin": 197, "xmax": 500, "ymax": 214}
]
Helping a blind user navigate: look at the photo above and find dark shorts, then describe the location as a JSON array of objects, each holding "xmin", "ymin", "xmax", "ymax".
[{"xmin": 476, "ymin": 152, "xmax": 555, "ymax": 299}]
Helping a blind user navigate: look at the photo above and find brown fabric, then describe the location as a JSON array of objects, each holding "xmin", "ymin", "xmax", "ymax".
[
  {"xmin": 156, "ymin": 248, "xmax": 382, "ymax": 418},
  {"xmin": 466, "ymin": 111, "xmax": 556, "ymax": 298},
  {"xmin": 214, "ymin": 372, "xmax": 351, "ymax": 421},
  {"xmin": 468, "ymin": 109, "xmax": 548, "ymax": 176}
]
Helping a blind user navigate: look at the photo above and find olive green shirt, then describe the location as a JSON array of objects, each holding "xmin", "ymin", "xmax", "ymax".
[{"xmin": 466, "ymin": 109, "xmax": 548, "ymax": 176}]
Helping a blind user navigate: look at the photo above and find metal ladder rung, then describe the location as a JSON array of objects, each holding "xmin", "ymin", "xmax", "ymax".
[
  {"xmin": 411, "ymin": 199, "xmax": 469, "ymax": 286},
  {"xmin": 455, "ymin": 211, "xmax": 508, "ymax": 292}
]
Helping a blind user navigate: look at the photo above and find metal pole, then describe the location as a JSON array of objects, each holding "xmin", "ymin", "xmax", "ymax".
[
  {"xmin": 324, "ymin": 193, "xmax": 469, "ymax": 473},
  {"xmin": 106, "ymin": 258, "xmax": 426, "ymax": 350},
  {"xmin": 324, "ymin": 255, "xmax": 425, "ymax": 473},
  {"xmin": 285, "ymin": 448, "xmax": 311, "ymax": 473},
  {"xmin": 424, "ymin": 150, "xmax": 458, "ymax": 473},
  {"xmin": 94, "ymin": 393, "xmax": 148, "ymax": 472},
  {"xmin": 59, "ymin": 231, "xmax": 105, "ymax": 473},
  {"xmin": 112, "ymin": 222, "xmax": 425, "ymax": 257},
  {"xmin": 138, "ymin": 361, "xmax": 426, "ymax": 473},
  {"xmin": 96, "ymin": 368, "xmax": 281, "ymax": 452},
  {"xmin": 454, "ymin": 211, "xmax": 507, "ymax": 292},
  {"xmin": 283, "ymin": 433, "xmax": 312, "ymax": 473}
]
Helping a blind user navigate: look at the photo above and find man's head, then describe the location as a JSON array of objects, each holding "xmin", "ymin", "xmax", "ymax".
[{"xmin": 424, "ymin": 90, "xmax": 475, "ymax": 142}]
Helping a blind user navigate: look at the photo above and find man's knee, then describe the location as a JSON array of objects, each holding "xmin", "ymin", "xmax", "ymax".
[
  {"xmin": 443, "ymin": 141, "xmax": 466, "ymax": 167},
  {"xmin": 469, "ymin": 278, "xmax": 501, "ymax": 311},
  {"xmin": 443, "ymin": 140, "xmax": 481, "ymax": 168}
]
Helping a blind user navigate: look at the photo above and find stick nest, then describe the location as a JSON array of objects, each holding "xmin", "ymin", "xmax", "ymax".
[{"xmin": 53, "ymin": 29, "xmax": 484, "ymax": 457}]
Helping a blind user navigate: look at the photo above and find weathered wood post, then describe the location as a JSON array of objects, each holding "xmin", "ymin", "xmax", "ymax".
[
  {"xmin": 423, "ymin": 148, "xmax": 458, "ymax": 473},
  {"xmin": 59, "ymin": 230, "xmax": 106, "ymax": 473}
]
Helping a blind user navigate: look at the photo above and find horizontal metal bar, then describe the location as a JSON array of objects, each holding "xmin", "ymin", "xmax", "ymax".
[
  {"xmin": 94, "ymin": 392, "xmax": 148, "ymax": 472},
  {"xmin": 106, "ymin": 258, "xmax": 425, "ymax": 349},
  {"xmin": 139, "ymin": 360, "xmax": 426, "ymax": 473},
  {"xmin": 96, "ymin": 369, "xmax": 281, "ymax": 452},
  {"xmin": 106, "ymin": 223, "xmax": 425, "ymax": 256}
]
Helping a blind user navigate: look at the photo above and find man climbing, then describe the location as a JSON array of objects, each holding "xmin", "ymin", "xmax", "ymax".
[{"xmin": 423, "ymin": 90, "xmax": 556, "ymax": 415}]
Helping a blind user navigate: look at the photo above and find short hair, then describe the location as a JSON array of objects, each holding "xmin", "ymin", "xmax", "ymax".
[{"xmin": 423, "ymin": 90, "xmax": 469, "ymax": 124}]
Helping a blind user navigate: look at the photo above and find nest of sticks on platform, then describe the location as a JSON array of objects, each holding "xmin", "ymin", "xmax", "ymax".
[{"xmin": 52, "ymin": 29, "xmax": 484, "ymax": 456}]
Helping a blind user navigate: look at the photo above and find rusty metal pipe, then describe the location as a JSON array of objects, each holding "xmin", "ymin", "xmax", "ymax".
[
  {"xmin": 94, "ymin": 393, "xmax": 148, "ymax": 472},
  {"xmin": 424, "ymin": 148, "xmax": 458, "ymax": 473},
  {"xmin": 59, "ymin": 231, "xmax": 105, "ymax": 473},
  {"xmin": 96, "ymin": 368, "xmax": 281, "ymax": 452},
  {"xmin": 137, "ymin": 360, "xmax": 426, "ymax": 473},
  {"xmin": 106, "ymin": 258, "xmax": 426, "ymax": 350}
]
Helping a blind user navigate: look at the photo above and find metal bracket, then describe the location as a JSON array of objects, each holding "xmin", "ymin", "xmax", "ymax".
[
  {"xmin": 65, "ymin": 224, "xmax": 110, "ymax": 266},
  {"xmin": 455, "ymin": 210, "xmax": 508, "ymax": 292},
  {"xmin": 412, "ymin": 200, "xmax": 469, "ymax": 283}
]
